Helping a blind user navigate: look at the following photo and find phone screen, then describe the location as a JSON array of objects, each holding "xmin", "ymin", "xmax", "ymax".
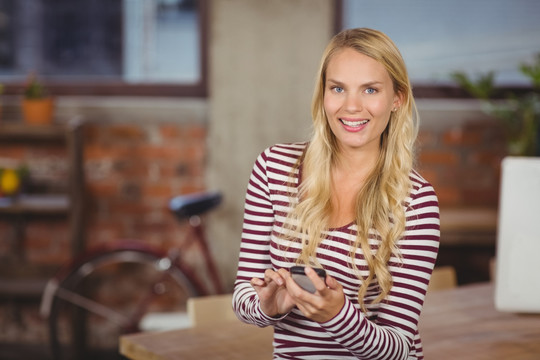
[{"xmin": 290, "ymin": 266, "xmax": 326, "ymax": 293}]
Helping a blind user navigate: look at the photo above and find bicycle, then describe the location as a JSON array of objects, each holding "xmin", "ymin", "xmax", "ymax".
[{"xmin": 40, "ymin": 190, "xmax": 225, "ymax": 360}]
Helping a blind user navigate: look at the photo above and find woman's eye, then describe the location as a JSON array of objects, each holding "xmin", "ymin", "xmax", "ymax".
[
  {"xmin": 365, "ymin": 88, "xmax": 376, "ymax": 94},
  {"xmin": 332, "ymin": 86, "xmax": 344, "ymax": 93}
]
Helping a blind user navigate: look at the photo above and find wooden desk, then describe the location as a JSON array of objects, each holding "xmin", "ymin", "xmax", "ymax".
[
  {"xmin": 120, "ymin": 320, "xmax": 273, "ymax": 360},
  {"xmin": 420, "ymin": 282, "xmax": 540, "ymax": 359},
  {"xmin": 120, "ymin": 283, "xmax": 540, "ymax": 360}
]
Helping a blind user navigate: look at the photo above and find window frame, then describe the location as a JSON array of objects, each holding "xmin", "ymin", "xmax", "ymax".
[
  {"xmin": 2, "ymin": 0, "xmax": 208, "ymax": 98},
  {"xmin": 334, "ymin": 0, "xmax": 535, "ymax": 99}
]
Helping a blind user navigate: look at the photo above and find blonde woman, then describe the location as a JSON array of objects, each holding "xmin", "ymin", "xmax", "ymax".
[{"xmin": 233, "ymin": 28, "xmax": 440, "ymax": 360}]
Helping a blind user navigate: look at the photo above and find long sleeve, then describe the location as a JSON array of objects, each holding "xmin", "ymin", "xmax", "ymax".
[
  {"xmin": 316, "ymin": 177, "xmax": 440, "ymax": 359},
  {"xmin": 233, "ymin": 145, "xmax": 286, "ymax": 327},
  {"xmin": 232, "ymin": 143, "xmax": 440, "ymax": 360}
]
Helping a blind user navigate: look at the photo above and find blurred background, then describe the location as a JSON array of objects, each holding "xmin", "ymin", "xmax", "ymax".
[{"xmin": 0, "ymin": 0, "xmax": 539, "ymax": 358}]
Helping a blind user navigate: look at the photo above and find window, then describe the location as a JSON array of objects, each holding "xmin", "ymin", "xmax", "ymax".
[
  {"xmin": 0, "ymin": 0, "xmax": 206, "ymax": 96},
  {"xmin": 342, "ymin": 0, "xmax": 540, "ymax": 87}
]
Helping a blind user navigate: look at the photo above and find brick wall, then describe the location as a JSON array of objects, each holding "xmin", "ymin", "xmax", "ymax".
[
  {"xmin": 415, "ymin": 100, "xmax": 508, "ymax": 209},
  {"xmin": 1, "ymin": 99, "xmax": 507, "ymax": 268},
  {"xmin": 415, "ymin": 100, "xmax": 507, "ymax": 285},
  {"xmin": 418, "ymin": 118, "xmax": 506, "ymax": 208},
  {"xmin": 1, "ymin": 97, "xmax": 210, "ymax": 268},
  {"xmin": 83, "ymin": 121, "xmax": 207, "ymax": 251}
]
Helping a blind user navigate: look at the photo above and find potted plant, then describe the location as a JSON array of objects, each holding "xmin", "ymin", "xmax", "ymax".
[
  {"xmin": 22, "ymin": 73, "xmax": 55, "ymax": 125},
  {"xmin": 451, "ymin": 54, "xmax": 540, "ymax": 157}
]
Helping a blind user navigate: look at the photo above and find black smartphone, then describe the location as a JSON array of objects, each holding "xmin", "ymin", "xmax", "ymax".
[{"xmin": 290, "ymin": 266, "xmax": 327, "ymax": 294}]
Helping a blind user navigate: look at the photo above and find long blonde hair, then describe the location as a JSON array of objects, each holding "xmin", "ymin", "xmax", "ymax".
[{"xmin": 289, "ymin": 28, "xmax": 418, "ymax": 311}]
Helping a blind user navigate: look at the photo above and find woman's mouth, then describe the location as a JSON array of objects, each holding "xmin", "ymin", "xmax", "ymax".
[{"xmin": 339, "ymin": 118, "xmax": 369, "ymax": 132}]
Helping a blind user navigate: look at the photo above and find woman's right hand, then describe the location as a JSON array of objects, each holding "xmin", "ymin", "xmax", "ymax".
[{"xmin": 250, "ymin": 268, "xmax": 296, "ymax": 317}]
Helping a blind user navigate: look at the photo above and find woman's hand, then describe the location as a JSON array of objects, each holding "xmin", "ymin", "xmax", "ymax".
[
  {"xmin": 278, "ymin": 266, "xmax": 345, "ymax": 323},
  {"xmin": 251, "ymin": 269, "xmax": 296, "ymax": 318}
]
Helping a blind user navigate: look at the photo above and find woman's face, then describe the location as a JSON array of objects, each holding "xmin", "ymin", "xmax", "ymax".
[{"xmin": 323, "ymin": 48, "xmax": 401, "ymax": 155}]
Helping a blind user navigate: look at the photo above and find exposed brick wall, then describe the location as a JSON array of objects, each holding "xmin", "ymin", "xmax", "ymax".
[
  {"xmin": 0, "ymin": 120, "xmax": 208, "ymax": 267},
  {"xmin": 418, "ymin": 120, "xmax": 507, "ymax": 208},
  {"xmin": 416, "ymin": 106, "xmax": 507, "ymax": 209},
  {"xmin": 2, "ymin": 111, "xmax": 507, "ymax": 267},
  {"xmin": 83, "ymin": 121, "xmax": 208, "ymax": 251},
  {"xmin": 1, "ymin": 119, "xmax": 210, "ymax": 350},
  {"xmin": 414, "ymin": 102, "xmax": 507, "ymax": 285}
]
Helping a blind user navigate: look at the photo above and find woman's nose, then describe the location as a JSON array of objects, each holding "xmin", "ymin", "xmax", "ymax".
[{"xmin": 344, "ymin": 94, "xmax": 363, "ymax": 112}]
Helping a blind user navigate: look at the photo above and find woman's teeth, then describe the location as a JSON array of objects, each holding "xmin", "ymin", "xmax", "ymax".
[{"xmin": 340, "ymin": 119, "xmax": 369, "ymax": 127}]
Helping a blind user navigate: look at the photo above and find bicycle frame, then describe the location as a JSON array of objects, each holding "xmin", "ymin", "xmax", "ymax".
[
  {"xmin": 188, "ymin": 215, "xmax": 225, "ymax": 294},
  {"xmin": 41, "ymin": 215, "xmax": 224, "ymax": 321},
  {"xmin": 40, "ymin": 190, "xmax": 225, "ymax": 359}
]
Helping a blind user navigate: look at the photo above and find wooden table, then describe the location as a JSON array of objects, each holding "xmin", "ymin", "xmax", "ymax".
[
  {"xmin": 420, "ymin": 282, "xmax": 540, "ymax": 359},
  {"xmin": 120, "ymin": 283, "xmax": 540, "ymax": 360},
  {"xmin": 120, "ymin": 320, "xmax": 274, "ymax": 360}
]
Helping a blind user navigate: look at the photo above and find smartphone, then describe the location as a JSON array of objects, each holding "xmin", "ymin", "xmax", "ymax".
[{"xmin": 290, "ymin": 266, "xmax": 326, "ymax": 294}]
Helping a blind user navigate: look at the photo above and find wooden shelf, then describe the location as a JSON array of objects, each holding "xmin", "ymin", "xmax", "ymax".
[
  {"xmin": 0, "ymin": 263, "xmax": 58, "ymax": 299},
  {"xmin": 0, "ymin": 119, "xmax": 86, "ymax": 298},
  {"xmin": 0, "ymin": 122, "xmax": 67, "ymax": 141},
  {"xmin": 0, "ymin": 278, "xmax": 50, "ymax": 299},
  {"xmin": 0, "ymin": 194, "xmax": 70, "ymax": 215}
]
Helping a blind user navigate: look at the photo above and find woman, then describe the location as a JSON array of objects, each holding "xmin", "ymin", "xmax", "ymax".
[{"xmin": 233, "ymin": 28, "xmax": 440, "ymax": 360}]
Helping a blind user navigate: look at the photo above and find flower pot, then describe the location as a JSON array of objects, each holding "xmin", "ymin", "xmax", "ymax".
[{"xmin": 22, "ymin": 97, "xmax": 55, "ymax": 125}]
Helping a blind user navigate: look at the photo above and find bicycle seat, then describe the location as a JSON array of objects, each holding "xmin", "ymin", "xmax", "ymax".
[{"xmin": 169, "ymin": 190, "xmax": 222, "ymax": 220}]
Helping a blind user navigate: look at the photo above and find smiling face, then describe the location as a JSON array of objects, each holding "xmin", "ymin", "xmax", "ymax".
[{"xmin": 323, "ymin": 48, "xmax": 401, "ymax": 156}]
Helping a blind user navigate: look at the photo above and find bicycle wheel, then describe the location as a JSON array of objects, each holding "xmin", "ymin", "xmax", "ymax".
[{"xmin": 42, "ymin": 247, "xmax": 199, "ymax": 360}]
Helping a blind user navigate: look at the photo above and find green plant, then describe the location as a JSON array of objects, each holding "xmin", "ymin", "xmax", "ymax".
[
  {"xmin": 451, "ymin": 54, "xmax": 540, "ymax": 156},
  {"xmin": 451, "ymin": 71, "xmax": 495, "ymax": 100},
  {"xmin": 24, "ymin": 73, "xmax": 49, "ymax": 99}
]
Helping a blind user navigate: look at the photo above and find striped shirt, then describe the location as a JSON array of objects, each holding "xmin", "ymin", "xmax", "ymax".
[{"xmin": 233, "ymin": 143, "xmax": 440, "ymax": 360}]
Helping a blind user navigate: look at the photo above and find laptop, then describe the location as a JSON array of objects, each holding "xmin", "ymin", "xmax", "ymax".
[{"xmin": 494, "ymin": 156, "xmax": 540, "ymax": 313}]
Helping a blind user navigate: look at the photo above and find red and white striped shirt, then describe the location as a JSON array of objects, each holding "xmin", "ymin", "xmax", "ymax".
[{"xmin": 233, "ymin": 143, "xmax": 440, "ymax": 360}]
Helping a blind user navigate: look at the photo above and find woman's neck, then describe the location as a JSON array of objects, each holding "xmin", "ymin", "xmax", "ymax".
[
  {"xmin": 328, "ymin": 147, "xmax": 380, "ymax": 228},
  {"xmin": 333, "ymin": 145, "xmax": 380, "ymax": 179}
]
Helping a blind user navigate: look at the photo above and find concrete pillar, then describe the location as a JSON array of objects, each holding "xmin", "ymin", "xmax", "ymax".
[{"xmin": 206, "ymin": 0, "xmax": 336, "ymax": 288}]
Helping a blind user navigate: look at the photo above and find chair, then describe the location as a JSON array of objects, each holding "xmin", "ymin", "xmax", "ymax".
[
  {"xmin": 187, "ymin": 293, "xmax": 238, "ymax": 327},
  {"xmin": 428, "ymin": 266, "xmax": 458, "ymax": 292}
]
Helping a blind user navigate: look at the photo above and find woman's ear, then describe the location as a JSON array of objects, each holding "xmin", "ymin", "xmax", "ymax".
[{"xmin": 392, "ymin": 91, "xmax": 404, "ymax": 112}]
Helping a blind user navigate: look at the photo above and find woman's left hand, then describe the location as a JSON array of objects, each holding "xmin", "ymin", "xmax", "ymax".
[{"xmin": 277, "ymin": 267, "xmax": 346, "ymax": 323}]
